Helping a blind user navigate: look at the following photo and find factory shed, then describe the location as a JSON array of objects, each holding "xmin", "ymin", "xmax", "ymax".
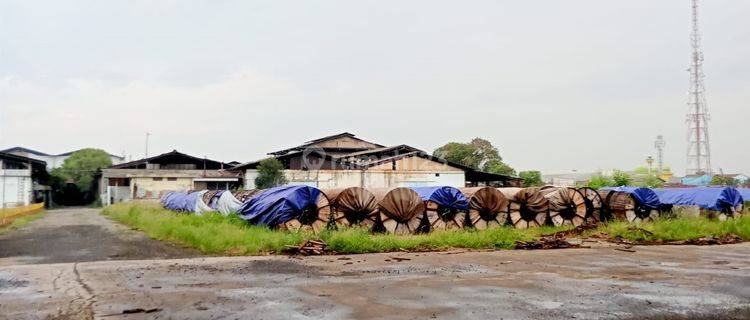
[
  {"xmin": 100, "ymin": 150, "xmax": 241, "ymax": 205},
  {"xmin": 234, "ymin": 133, "xmax": 520, "ymax": 189}
]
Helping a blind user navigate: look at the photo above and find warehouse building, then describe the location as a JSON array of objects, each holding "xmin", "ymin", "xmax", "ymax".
[
  {"xmin": 0, "ymin": 152, "xmax": 49, "ymax": 208},
  {"xmin": 233, "ymin": 133, "xmax": 520, "ymax": 189},
  {"xmin": 0, "ymin": 146, "xmax": 125, "ymax": 170},
  {"xmin": 99, "ymin": 150, "xmax": 241, "ymax": 205}
]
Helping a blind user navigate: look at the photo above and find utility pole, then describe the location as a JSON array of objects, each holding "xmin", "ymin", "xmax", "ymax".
[
  {"xmin": 685, "ymin": 0, "xmax": 712, "ymax": 175},
  {"xmin": 145, "ymin": 132, "xmax": 151, "ymax": 158}
]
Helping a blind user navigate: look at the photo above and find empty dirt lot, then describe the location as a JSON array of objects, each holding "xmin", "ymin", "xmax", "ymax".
[{"xmin": 1, "ymin": 239, "xmax": 749, "ymax": 319}]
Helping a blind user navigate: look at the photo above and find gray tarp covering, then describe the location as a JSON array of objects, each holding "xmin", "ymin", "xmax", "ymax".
[
  {"xmin": 193, "ymin": 190, "xmax": 215, "ymax": 215},
  {"xmin": 215, "ymin": 191, "xmax": 243, "ymax": 215}
]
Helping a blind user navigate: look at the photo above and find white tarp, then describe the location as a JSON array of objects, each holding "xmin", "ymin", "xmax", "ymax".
[
  {"xmin": 193, "ymin": 190, "xmax": 215, "ymax": 215},
  {"xmin": 215, "ymin": 191, "xmax": 242, "ymax": 215}
]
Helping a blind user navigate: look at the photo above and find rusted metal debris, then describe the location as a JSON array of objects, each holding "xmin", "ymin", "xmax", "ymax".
[
  {"xmin": 515, "ymin": 223, "xmax": 598, "ymax": 250},
  {"xmin": 674, "ymin": 234, "xmax": 742, "ymax": 245},
  {"xmin": 610, "ymin": 232, "xmax": 742, "ymax": 246},
  {"xmin": 515, "ymin": 238, "xmax": 583, "ymax": 250},
  {"xmin": 283, "ymin": 240, "xmax": 327, "ymax": 256}
]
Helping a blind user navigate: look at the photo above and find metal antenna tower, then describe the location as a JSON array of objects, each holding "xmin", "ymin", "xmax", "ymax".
[
  {"xmin": 685, "ymin": 0, "xmax": 712, "ymax": 175},
  {"xmin": 655, "ymin": 135, "xmax": 665, "ymax": 173}
]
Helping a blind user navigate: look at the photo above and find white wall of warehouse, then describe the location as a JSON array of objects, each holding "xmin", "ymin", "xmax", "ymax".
[
  {"xmin": 0, "ymin": 169, "xmax": 33, "ymax": 208},
  {"xmin": 244, "ymin": 169, "xmax": 465, "ymax": 190}
]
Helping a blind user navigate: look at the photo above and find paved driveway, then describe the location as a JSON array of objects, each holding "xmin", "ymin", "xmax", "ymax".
[{"xmin": 0, "ymin": 207, "xmax": 200, "ymax": 266}]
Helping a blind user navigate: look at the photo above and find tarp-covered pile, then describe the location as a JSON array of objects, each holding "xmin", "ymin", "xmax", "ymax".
[
  {"xmin": 738, "ymin": 188, "xmax": 750, "ymax": 202},
  {"xmin": 413, "ymin": 186, "xmax": 469, "ymax": 230},
  {"xmin": 600, "ymin": 186, "xmax": 664, "ymax": 223},
  {"xmin": 655, "ymin": 187, "xmax": 744, "ymax": 219},
  {"xmin": 602, "ymin": 187, "xmax": 662, "ymax": 209},
  {"xmin": 237, "ymin": 185, "xmax": 332, "ymax": 232}
]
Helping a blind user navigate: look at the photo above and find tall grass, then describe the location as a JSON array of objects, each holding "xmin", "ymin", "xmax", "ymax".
[
  {"xmin": 103, "ymin": 202, "xmax": 305, "ymax": 254},
  {"xmin": 102, "ymin": 202, "xmax": 559, "ymax": 255},
  {"xmin": 593, "ymin": 216, "xmax": 750, "ymax": 242},
  {"xmin": 103, "ymin": 202, "xmax": 750, "ymax": 255}
]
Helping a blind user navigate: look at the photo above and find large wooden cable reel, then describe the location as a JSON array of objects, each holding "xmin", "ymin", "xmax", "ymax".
[
  {"xmin": 460, "ymin": 187, "xmax": 509, "ymax": 230},
  {"xmin": 578, "ymin": 187, "xmax": 603, "ymax": 223},
  {"xmin": 370, "ymin": 188, "xmax": 426, "ymax": 235},
  {"xmin": 322, "ymin": 187, "xmax": 380, "ymax": 229},
  {"xmin": 600, "ymin": 190, "xmax": 659, "ymax": 224},
  {"xmin": 425, "ymin": 199, "xmax": 464, "ymax": 231},
  {"xmin": 718, "ymin": 202, "xmax": 744, "ymax": 221},
  {"xmin": 279, "ymin": 191, "xmax": 336, "ymax": 233},
  {"xmin": 232, "ymin": 189, "xmax": 263, "ymax": 203},
  {"xmin": 499, "ymin": 187, "xmax": 549, "ymax": 229},
  {"xmin": 541, "ymin": 187, "xmax": 588, "ymax": 227}
]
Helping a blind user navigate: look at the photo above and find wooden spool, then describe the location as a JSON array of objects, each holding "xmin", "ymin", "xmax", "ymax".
[
  {"xmin": 499, "ymin": 187, "xmax": 549, "ymax": 229},
  {"xmin": 232, "ymin": 189, "xmax": 263, "ymax": 203},
  {"xmin": 421, "ymin": 187, "xmax": 469, "ymax": 231},
  {"xmin": 714, "ymin": 202, "xmax": 744, "ymax": 221},
  {"xmin": 279, "ymin": 191, "xmax": 334, "ymax": 233},
  {"xmin": 321, "ymin": 187, "xmax": 379, "ymax": 229},
  {"xmin": 201, "ymin": 190, "xmax": 222, "ymax": 206},
  {"xmin": 460, "ymin": 187, "xmax": 509, "ymax": 230},
  {"xmin": 425, "ymin": 200, "xmax": 463, "ymax": 231},
  {"xmin": 540, "ymin": 187, "xmax": 587, "ymax": 227},
  {"xmin": 370, "ymin": 188, "xmax": 426, "ymax": 235},
  {"xmin": 598, "ymin": 189, "xmax": 659, "ymax": 223},
  {"xmin": 578, "ymin": 187, "xmax": 603, "ymax": 223}
]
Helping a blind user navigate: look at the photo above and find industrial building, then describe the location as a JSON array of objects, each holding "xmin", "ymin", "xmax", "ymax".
[
  {"xmin": 233, "ymin": 132, "xmax": 520, "ymax": 189},
  {"xmin": 0, "ymin": 152, "xmax": 49, "ymax": 208},
  {"xmin": 0, "ymin": 147, "xmax": 125, "ymax": 170},
  {"xmin": 99, "ymin": 150, "xmax": 241, "ymax": 205}
]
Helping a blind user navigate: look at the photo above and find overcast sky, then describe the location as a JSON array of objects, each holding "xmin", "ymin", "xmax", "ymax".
[{"xmin": 0, "ymin": 0, "xmax": 748, "ymax": 175}]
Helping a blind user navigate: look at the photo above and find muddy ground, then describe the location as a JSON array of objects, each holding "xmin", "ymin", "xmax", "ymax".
[
  {"xmin": 1, "ymin": 244, "xmax": 749, "ymax": 319},
  {"xmin": 0, "ymin": 208, "xmax": 748, "ymax": 319},
  {"xmin": 0, "ymin": 207, "xmax": 200, "ymax": 266}
]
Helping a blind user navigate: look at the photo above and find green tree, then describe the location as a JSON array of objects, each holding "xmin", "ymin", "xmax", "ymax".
[
  {"xmin": 433, "ymin": 138, "xmax": 515, "ymax": 175},
  {"xmin": 51, "ymin": 148, "xmax": 113, "ymax": 205},
  {"xmin": 710, "ymin": 175, "xmax": 738, "ymax": 186},
  {"xmin": 484, "ymin": 159, "xmax": 516, "ymax": 176},
  {"xmin": 52, "ymin": 149, "xmax": 112, "ymax": 191},
  {"xmin": 588, "ymin": 175, "xmax": 616, "ymax": 189},
  {"xmin": 519, "ymin": 171, "xmax": 544, "ymax": 187},
  {"xmin": 612, "ymin": 171, "xmax": 632, "ymax": 186},
  {"xmin": 638, "ymin": 175, "xmax": 664, "ymax": 188},
  {"xmin": 254, "ymin": 157, "xmax": 288, "ymax": 189}
]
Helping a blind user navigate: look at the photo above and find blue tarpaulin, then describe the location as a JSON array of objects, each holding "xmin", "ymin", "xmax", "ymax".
[
  {"xmin": 161, "ymin": 191, "xmax": 201, "ymax": 212},
  {"xmin": 738, "ymin": 188, "xmax": 750, "ymax": 202},
  {"xmin": 602, "ymin": 186, "xmax": 662, "ymax": 209},
  {"xmin": 411, "ymin": 186, "xmax": 469, "ymax": 211},
  {"xmin": 237, "ymin": 185, "xmax": 322, "ymax": 226},
  {"xmin": 655, "ymin": 187, "xmax": 744, "ymax": 211}
]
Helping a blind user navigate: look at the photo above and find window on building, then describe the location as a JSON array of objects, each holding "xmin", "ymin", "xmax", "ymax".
[
  {"xmin": 167, "ymin": 177, "xmax": 177, "ymax": 181},
  {"xmin": 108, "ymin": 178, "xmax": 130, "ymax": 187},
  {"xmin": 435, "ymin": 173, "xmax": 440, "ymax": 177},
  {"xmin": 153, "ymin": 177, "xmax": 163, "ymax": 181}
]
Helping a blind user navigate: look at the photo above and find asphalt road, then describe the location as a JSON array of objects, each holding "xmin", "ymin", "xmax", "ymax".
[
  {"xmin": 0, "ymin": 208, "xmax": 748, "ymax": 319},
  {"xmin": 0, "ymin": 207, "xmax": 200, "ymax": 266}
]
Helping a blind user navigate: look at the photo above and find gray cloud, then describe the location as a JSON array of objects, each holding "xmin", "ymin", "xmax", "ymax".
[{"xmin": 0, "ymin": 0, "xmax": 748, "ymax": 175}]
